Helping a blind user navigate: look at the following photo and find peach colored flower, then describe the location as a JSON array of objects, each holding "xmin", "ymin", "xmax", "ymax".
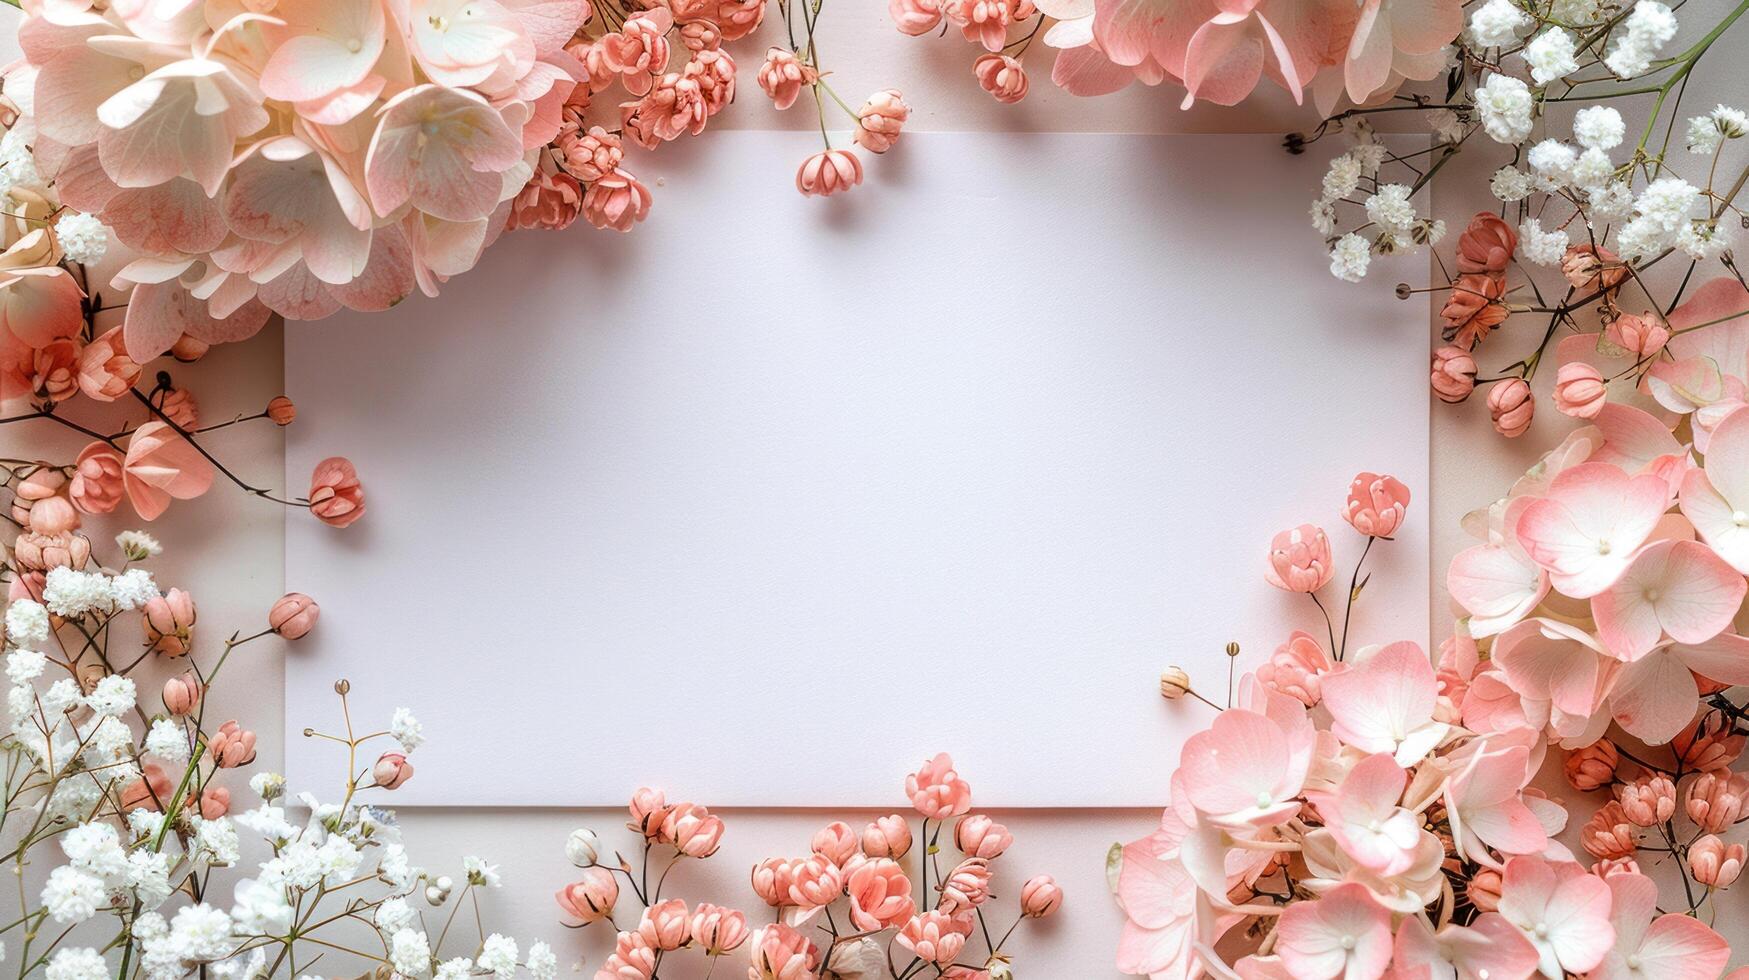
[
  {"xmin": 507, "ymin": 169, "xmax": 585, "ymax": 232},
  {"xmin": 890, "ymin": 0, "xmax": 943, "ymax": 34},
  {"xmin": 373, "ymin": 752, "xmax": 414, "ymax": 790},
  {"xmin": 13, "ymin": 531, "xmax": 91, "ymax": 571},
  {"xmin": 811, "ymin": 821, "xmax": 859, "ymax": 867},
  {"xmin": 10, "ymin": 468, "xmax": 67, "ymax": 528},
  {"xmin": 973, "ymin": 53, "xmax": 1029, "ymax": 103},
  {"xmin": 1342, "ymin": 472, "xmax": 1410, "ymax": 538},
  {"xmin": 1592, "ymin": 857, "xmax": 1641, "ymax": 878},
  {"xmin": 1430, "ymin": 345, "xmax": 1478, "ymax": 403},
  {"xmin": 757, "ymin": 48, "xmax": 815, "ymax": 111},
  {"xmin": 120, "ymin": 763, "xmax": 173, "ymax": 812},
  {"xmin": 785, "ymin": 854, "xmax": 845, "ymax": 910},
  {"xmin": 583, "ymin": 171, "xmax": 654, "ymax": 232},
  {"xmin": 629, "ymin": 787, "xmax": 675, "ymax": 839},
  {"xmin": 309, "ymin": 457, "xmax": 366, "ymax": 528},
  {"xmin": 854, "ymin": 90, "xmax": 910, "ymax": 154},
  {"xmin": 667, "ymin": 0, "xmax": 767, "ymax": 40},
  {"xmin": 796, "ymin": 150, "xmax": 863, "ymax": 198},
  {"xmin": 862, "ymin": 815, "xmax": 912, "ymax": 858},
  {"xmin": 1487, "ymin": 379, "xmax": 1534, "ymax": 438},
  {"xmin": 1442, "ymin": 273, "xmax": 1508, "ymax": 349},
  {"xmin": 680, "ymin": 19, "xmax": 724, "ymax": 51},
  {"xmin": 690, "ymin": 50, "xmax": 737, "ymax": 116},
  {"xmin": 143, "ymin": 588, "xmax": 196, "ymax": 657},
  {"xmin": 663, "ymin": 803, "xmax": 725, "ymax": 857},
  {"xmin": 1456, "ymin": 212, "xmax": 1517, "ymax": 278},
  {"xmin": 123, "ymin": 421, "xmax": 214, "ymax": 521},
  {"xmin": 558, "ymin": 125, "xmax": 625, "ymax": 182},
  {"xmin": 598, "ymin": 9, "xmax": 674, "ymax": 96},
  {"xmin": 953, "ymin": 815, "xmax": 1012, "ymax": 859},
  {"xmin": 596, "ymin": 931, "xmax": 656, "ymax": 979},
  {"xmin": 937, "ymin": 857, "xmax": 991, "ymax": 913},
  {"xmin": 21, "ymin": 485, "xmax": 79, "ymax": 535},
  {"xmin": 1562, "ymin": 244, "xmax": 1626, "ymax": 293},
  {"xmin": 689, "ymin": 903, "xmax": 748, "ymax": 954},
  {"xmin": 1674, "ymin": 718, "xmax": 1746, "ymax": 771},
  {"xmin": 1564, "ymin": 740, "xmax": 1619, "ymax": 792},
  {"xmin": 69, "ymin": 443, "xmax": 125, "ymax": 515},
  {"xmin": 1615, "ymin": 774, "xmax": 1678, "ymax": 827},
  {"xmin": 155, "ymin": 387, "xmax": 198, "ymax": 429},
  {"xmin": 1689, "ymin": 835, "xmax": 1744, "ymax": 886},
  {"xmin": 751, "ymin": 857, "xmax": 798, "ymax": 907},
  {"xmin": 269, "ymin": 593, "xmax": 320, "ymax": 640},
  {"xmin": 266, "ymin": 396, "xmax": 297, "ymax": 426},
  {"xmin": 196, "ymin": 785, "xmax": 230, "ymax": 820},
  {"xmin": 557, "ymin": 868, "xmax": 620, "ymax": 924},
  {"xmin": 162, "ymin": 673, "xmax": 202, "ymax": 716},
  {"xmin": 896, "ymin": 910, "xmax": 970, "ymax": 965},
  {"xmin": 1020, "ymin": 875, "xmax": 1062, "ymax": 918},
  {"xmin": 947, "ymin": 0, "xmax": 1033, "ymax": 50},
  {"xmin": 209, "ymin": 720, "xmax": 257, "ymax": 769},
  {"xmin": 622, "ymin": 71, "xmax": 710, "ymax": 148},
  {"xmin": 1554, "ymin": 362, "xmax": 1607, "ymax": 419},
  {"xmin": 4, "ymin": 337, "xmax": 80, "ymax": 404},
  {"xmin": 77, "ymin": 327, "xmax": 142, "ymax": 402},
  {"xmin": 1580, "ymin": 802, "xmax": 1639, "ymax": 860},
  {"xmin": 1606, "ymin": 312, "xmax": 1670, "ymax": 359},
  {"xmin": 1265, "ymin": 524, "xmax": 1333, "ymax": 593},
  {"xmin": 846, "ymin": 857, "xmax": 914, "ymax": 931},
  {"xmin": 1256, "ymin": 630, "xmax": 1332, "ymax": 707},
  {"xmin": 749, "ymin": 924, "xmax": 820, "ymax": 980},
  {"xmin": 638, "ymin": 899, "xmax": 691, "ymax": 950},
  {"xmin": 1685, "ymin": 770, "xmax": 1749, "ymax": 833},
  {"xmin": 907, "ymin": 753, "xmax": 973, "ymax": 819}
]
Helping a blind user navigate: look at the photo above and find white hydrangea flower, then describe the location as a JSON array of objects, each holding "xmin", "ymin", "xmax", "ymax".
[
  {"xmin": 1476, "ymin": 73, "xmax": 1534, "ymax": 144},
  {"xmin": 116, "ymin": 531, "xmax": 162, "ymax": 560},
  {"xmin": 478, "ymin": 935, "xmax": 518, "ymax": 977},
  {"xmin": 1365, "ymin": 184, "xmax": 1417, "ymax": 237},
  {"xmin": 43, "ymin": 568, "xmax": 114, "ymax": 618},
  {"xmin": 1525, "ymin": 28, "xmax": 1578, "ymax": 84},
  {"xmin": 85, "ymin": 675, "xmax": 136, "ymax": 717},
  {"xmin": 1574, "ymin": 106, "xmax": 1626, "ymax": 149},
  {"xmin": 1528, "ymin": 140, "xmax": 1579, "ymax": 185},
  {"xmin": 390, "ymin": 929, "xmax": 431, "ymax": 977},
  {"xmin": 42, "ymin": 677, "xmax": 82, "ymax": 715},
  {"xmin": 5, "ymin": 599, "xmax": 50, "ymax": 645},
  {"xmin": 45, "ymin": 948, "xmax": 107, "ymax": 980},
  {"xmin": 392, "ymin": 707, "xmax": 425, "ymax": 752},
  {"xmin": 5, "ymin": 649, "xmax": 46, "ymax": 684},
  {"xmin": 1605, "ymin": 0, "xmax": 1678, "ymax": 77},
  {"xmin": 41, "ymin": 866, "xmax": 106, "ymax": 923},
  {"xmin": 1328, "ymin": 234, "xmax": 1372, "ymax": 282},
  {"xmin": 1322, "ymin": 153, "xmax": 1362, "ymax": 201},
  {"xmin": 526, "ymin": 942, "xmax": 556, "ymax": 980},
  {"xmin": 1519, "ymin": 219, "xmax": 1571, "ymax": 265},
  {"xmin": 1468, "ymin": 0, "xmax": 1531, "ymax": 46},
  {"xmin": 1618, "ymin": 214, "xmax": 1669, "ymax": 260},
  {"xmin": 53, "ymin": 213, "xmax": 109, "ymax": 266}
]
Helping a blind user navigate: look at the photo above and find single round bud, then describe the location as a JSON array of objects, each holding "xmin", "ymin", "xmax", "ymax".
[
  {"xmin": 1020, "ymin": 875, "xmax": 1063, "ymax": 918},
  {"xmin": 268, "ymin": 593, "xmax": 319, "ymax": 640},
  {"xmin": 566, "ymin": 827, "xmax": 603, "ymax": 867},
  {"xmin": 266, "ymin": 396, "xmax": 297, "ymax": 426},
  {"xmin": 1159, "ymin": 666, "xmax": 1191, "ymax": 701},
  {"xmin": 1224, "ymin": 641, "xmax": 1240, "ymax": 657},
  {"xmin": 425, "ymin": 875, "xmax": 453, "ymax": 905}
]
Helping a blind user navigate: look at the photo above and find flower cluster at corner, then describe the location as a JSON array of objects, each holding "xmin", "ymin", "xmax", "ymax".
[
  {"xmin": 1117, "ymin": 468, "xmax": 1739, "ymax": 980},
  {"xmin": 555, "ymin": 755, "xmax": 1062, "ymax": 979},
  {"xmin": 0, "ymin": 511, "xmax": 548, "ymax": 980}
]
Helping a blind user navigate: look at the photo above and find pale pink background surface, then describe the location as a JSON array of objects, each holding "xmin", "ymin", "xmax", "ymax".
[{"xmin": 2, "ymin": 2, "xmax": 1745, "ymax": 974}]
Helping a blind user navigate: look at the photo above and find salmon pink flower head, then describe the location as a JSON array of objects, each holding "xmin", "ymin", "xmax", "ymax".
[
  {"xmin": 557, "ymin": 125, "xmax": 625, "ymax": 183},
  {"xmin": 1564, "ymin": 739, "xmax": 1619, "ymax": 791},
  {"xmin": 596, "ymin": 931, "xmax": 656, "ymax": 979},
  {"xmin": 1322, "ymin": 642, "xmax": 1448, "ymax": 766},
  {"xmin": 637, "ymin": 899, "xmax": 691, "ymax": 950},
  {"xmin": 896, "ymin": 910, "xmax": 970, "ymax": 964},
  {"xmin": 796, "ymin": 149, "xmax": 863, "ymax": 198},
  {"xmin": 1675, "ymin": 716, "xmax": 1747, "ymax": 770},
  {"xmin": 689, "ymin": 903, "xmax": 748, "ymax": 954},
  {"xmin": 308, "ymin": 457, "xmax": 366, "ymax": 529},
  {"xmin": 77, "ymin": 327, "xmax": 141, "ymax": 402},
  {"xmin": 196, "ymin": 785, "xmax": 230, "ymax": 820},
  {"xmin": 756, "ymin": 48, "xmax": 815, "ymax": 110},
  {"xmin": 69, "ymin": 444, "xmax": 125, "ymax": 516},
  {"xmin": 1177, "ymin": 707, "xmax": 1311, "ymax": 827},
  {"xmin": 120, "ymin": 763, "xmax": 174, "ymax": 812},
  {"xmin": 846, "ymin": 857, "xmax": 914, "ymax": 930},
  {"xmin": 1685, "ymin": 769, "xmax": 1749, "ymax": 832},
  {"xmin": 628, "ymin": 787, "xmax": 675, "ymax": 839},
  {"xmin": 1688, "ymin": 834, "xmax": 1745, "ymax": 887},
  {"xmin": 1265, "ymin": 524, "xmax": 1334, "ymax": 593},
  {"xmin": 209, "ymin": 720, "xmax": 257, "ymax": 769},
  {"xmin": 556, "ymin": 867, "xmax": 619, "ymax": 924},
  {"xmin": 1563, "ymin": 244, "xmax": 1627, "ymax": 292},
  {"xmin": 751, "ymin": 857, "xmax": 798, "ymax": 907},
  {"xmin": 811, "ymin": 821, "xmax": 858, "ymax": 866},
  {"xmin": 952, "ymin": 814, "xmax": 1012, "ymax": 859},
  {"xmin": 854, "ymin": 90, "xmax": 910, "ymax": 154},
  {"xmin": 1579, "ymin": 801, "xmax": 1638, "ymax": 860},
  {"xmin": 1276, "ymin": 883, "xmax": 1394, "ymax": 980},
  {"xmin": 122, "ymin": 422, "xmax": 214, "ymax": 522},
  {"xmin": 162, "ymin": 673, "xmax": 202, "ymax": 716},
  {"xmin": 907, "ymin": 753, "xmax": 973, "ymax": 819},
  {"xmin": 365, "ymin": 87, "xmax": 526, "ymax": 224},
  {"xmin": 373, "ymin": 751, "xmax": 414, "ymax": 790},
  {"xmin": 1614, "ymin": 773, "xmax": 1677, "ymax": 827},
  {"xmin": 973, "ymin": 54, "xmax": 1029, "ymax": 103},
  {"xmin": 1392, "ymin": 914, "xmax": 1541, "ymax": 980},
  {"xmin": 1497, "ymin": 857, "xmax": 1615, "ymax": 978},
  {"xmin": 142, "ymin": 588, "xmax": 196, "ymax": 657},
  {"xmin": 1444, "ymin": 273, "xmax": 1510, "ymax": 350},
  {"xmin": 1516, "ymin": 462, "xmax": 1670, "ymax": 598},
  {"xmin": 1342, "ymin": 472, "xmax": 1410, "ymax": 538},
  {"xmin": 1456, "ymin": 212, "xmax": 1518, "ymax": 277},
  {"xmin": 1256, "ymin": 631, "xmax": 1332, "ymax": 707},
  {"xmin": 507, "ymin": 169, "xmax": 585, "ymax": 232},
  {"xmin": 663, "ymin": 802, "xmax": 726, "ymax": 857},
  {"xmin": 269, "ymin": 593, "xmax": 320, "ymax": 641},
  {"xmin": 749, "ymin": 923, "xmax": 820, "ymax": 979},
  {"xmin": 1019, "ymin": 875, "xmax": 1061, "ymax": 918},
  {"xmin": 862, "ymin": 814, "xmax": 912, "ymax": 858},
  {"xmin": 784, "ymin": 854, "xmax": 845, "ymax": 914},
  {"xmin": 936, "ymin": 856, "xmax": 991, "ymax": 913},
  {"xmin": 1430, "ymin": 345, "xmax": 1479, "ymax": 403},
  {"xmin": 668, "ymin": 0, "xmax": 767, "ymax": 40},
  {"xmin": 1306, "ymin": 753, "xmax": 1420, "ymax": 875},
  {"xmin": 1554, "ymin": 363, "xmax": 1608, "ymax": 419},
  {"xmin": 1606, "ymin": 312, "xmax": 1671, "ymax": 359},
  {"xmin": 890, "ymin": 0, "xmax": 944, "ymax": 34},
  {"xmin": 582, "ymin": 170, "xmax": 654, "ymax": 232},
  {"xmin": 1489, "ymin": 378, "xmax": 1535, "ymax": 438},
  {"xmin": 1596, "ymin": 872, "xmax": 1730, "ymax": 977}
]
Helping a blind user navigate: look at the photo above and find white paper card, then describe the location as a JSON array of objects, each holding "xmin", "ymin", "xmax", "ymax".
[{"xmin": 285, "ymin": 131, "xmax": 1429, "ymax": 807}]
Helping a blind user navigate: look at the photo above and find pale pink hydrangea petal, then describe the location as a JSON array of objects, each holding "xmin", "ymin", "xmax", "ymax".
[
  {"xmin": 1515, "ymin": 463, "xmax": 1669, "ymax": 598},
  {"xmin": 1444, "ymin": 741, "xmax": 1546, "ymax": 862},
  {"xmin": 1307, "ymin": 753, "xmax": 1420, "ymax": 875},
  {"xmin": 1591, "ymin": 874, "xmax": 1729, "ymax": 980},
  {"xmin": 1681, "ymin": 407, "xmax": 1749, "ymax": 572},
  {"xmin": 1177, "ymin": 709, "xmax": 1305, "ymax": 826},
  {"xmin": 500, "ymin": 0, "xmax": 592, "ymax": 56},
  {"xmin": 295, "ymin": 74, "xmax": 390, "ymax": 126},
  {"xmin": 260, "ymin": 0, "xmax": 388, "ymax": 103},
  {"xmin": 258, "ymin": 263, "xmax": 344, "ymax": 321},
  {"xmin": 103, "ymin": 179, "xmax": 230, "ymax": 256},
  {"xmin": 1448, "ymin": 539, "xmax": 1550, "ymax": 637},
  {"xmin": 1608, "ymin": 647, "xmax": 1702, "ymax": 745},
  {"xmin": 328, "ymin": 226, "xmax": 417, "ymax": 312},
  {"xmin": 1491, "ymin": 618, "xmax": 1612, "ymax": 719},
  {"xmin": 1497, "ymin": 858, "xmax": 1614, "ymax": 979},
  {"xmin": 1391, "ymin": 913, "xmax": 1539, "ymax": 980},
  {"xmin": 365, "ymin": 85, "xmax": 525, "ymax": 221},
  {"xmin": 1590, "ymin": 404, "xmax": 1686, "ymax": 478},
  {"xmin": 96, "ymin": 57, "xmax": 271, "ymax": 194},
  {"xmin": 1664, "ymin": 279, "xmax": 1749, "ymax": 387},
  {"xmin": 1320, "ymin": 642, "xmax": 1445, "ymax": 766},
  {"xmin": 1276, "ymin": 883, "xmax": 1393, "ymax": 980},
  {"xmin": 1592, "ymin": 540, "xmax": 1745, "ymax": 660},
  {"xmin": 225, "ymin": 137, "xmax": 374, "ymax": 286}
]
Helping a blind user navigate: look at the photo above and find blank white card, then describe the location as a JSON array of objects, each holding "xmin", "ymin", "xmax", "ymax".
[{"xmin": 284, "ymin": 132, "xmax": 1429, "ymax": 807}]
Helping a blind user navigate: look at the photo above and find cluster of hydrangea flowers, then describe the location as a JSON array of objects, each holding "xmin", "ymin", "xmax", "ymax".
[
  {"xmin": 887, "ymin": 0, "xmax": 1045, "ymax": 107},
  {"xmin": 6, "ymin": 0, "xmax": 597, "ymax": 356},
  {"xmin": 0, "ymin": 512, "xmax": 540, "ymax": 980},
  {"xmin": 1121, "ymin": 471, "xmax": 1739, "ymax": 980},
  {"xmin": 1304, "ymin": 0, "xmax": 1744, "ymax": 294},
  {"xmin": 555, "ymin": 755, "xmax": 1062, "ymax": 979}
]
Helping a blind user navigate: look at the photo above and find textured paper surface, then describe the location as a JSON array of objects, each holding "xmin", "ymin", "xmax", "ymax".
[{"xmin": 285, "ymin": 131, "xmax": 1429, "ymax": 807}]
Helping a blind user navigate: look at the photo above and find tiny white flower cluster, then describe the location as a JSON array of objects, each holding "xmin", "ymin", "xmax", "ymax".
[
  {"xmin": 1311, "ymin": 127, "xmax": 1447, "ymax": 282},
  {"xmin": 1686, "ymin": 104, "xmax": 1749, "ymax": 154},
  {"xmin": 1475, "ymin": 73, "xmax": 1535, "ymax": 144},
  {"xmin": 41, "ymin": 566, "xmax": 161, "ymax": 619},
  {"xmin": 1468, "ymin": 0, "xmax": 1532, "ymax": 47},
  {"xmin": 1604, "ymin": 0, "xmax": 1678, "ymax": 77}
]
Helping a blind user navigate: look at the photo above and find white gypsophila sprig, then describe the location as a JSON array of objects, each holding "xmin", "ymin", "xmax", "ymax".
[
  {"xmin": 5, "ymin": 598, "xmax": 50, "ymax": 645},
  {"xmin": 1604, "ymin": 0, "xmax": 1678, "ymax": 77},
  {"xmin": 1329, "ymin": 233, "xmax": 1371, "ymax": 282},
  {"xmin": 1524, "ymin": 28, "xmax": 1579, "ymax": 84},
  {"xmin": 1475, "ymin": 73, "xmax": 1535, "ymax": 144},
  {"xmin": 1468, "ymin": 0, "xmax": 1532, "ymax": 46},
  {"xmin": 1519, "ymin": 219, "xmax": 1571, "ymax": 265},
  {"xmin": 110, "ymin": 569, "xmax": 160, "ymax": 611},
  {"xmin": 53, "ymin": 212, "xmax": 109, "ymax": 266},
  {"xmin": 1574, "ymin": 106, "xmax": 1626, "ymax": 150},
  {"xmin": 42, "ymin": 568, "xmax": 114, "ymax": 618},
  {"xmin": 390, "ymin": 707, "xmax": 424, "ymax": 752},
  {"xmin": 116, "ymin": 531, "xmax": 163, "ymax": 561}
]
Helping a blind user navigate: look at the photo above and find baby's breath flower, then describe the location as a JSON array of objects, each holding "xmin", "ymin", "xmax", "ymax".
[
  {"xmin": 1468, "ymin": 0, "xmax": 1531, "ymax": 46},
  {"xmin": 1604, "ymin": 0, "xmax": 1678, "ymax": 77},
  {"xmin": 4, "ymin": 599, "xmax": 50, "ymax": 645},
  {"xmin": 1525, "ymin": 28, "xmax": 1578, "ymax": 84},
  {"xmin": 116, "ymin": 531, "xmax": 163, "ymax": 561},
  {"xmin": 1328, "ymin": 233, "xmax": 1372, "ymax": 283}
]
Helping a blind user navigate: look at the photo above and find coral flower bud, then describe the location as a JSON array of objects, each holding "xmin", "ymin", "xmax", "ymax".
[
  {"xmin": 953, "ymin": 815, "xmax": 1013, "ymax": 859},
  {"xmin": 936, "ymin": 857, "xmax": 992, "ymax": 913},
  {"xmin": 862, "ymin": 815, "xmax": 913, "ymax": 859},
  {"xmin": 629, "ymin": 787, "xmax": 674, "ymax": 839},
  {"xmin": 1562, "ymin": 244, "xmax": 1625, "ymax": 292},
  {"xmin": 638, "ymin": 899, "xmax": 691, "ymax": 950},
  {"xmin": 1686, "ymin": 769, "xmax": 1749, "ymax": 833},
  {"xmin": 1691, "ymin": 835, "xmax": 1746, "ymax": 886},
  {"xmin": 907, "ymin": 753, "xmax": 973, "ymax": 819},
  {"xmin": 1615, "ymin": 773, "xmax": 1677, "ymax": 827},
  {"xmin": 812, "ymin": 821, "xmax": 859, "ymax": 867},
  {"xmin": 750, "ymin": 923, "xmax": 821, "ymax": 979},
  {"xmin": 162, "ymin": 673, "xmax": 203, "ymax": 716},
  {"xmin": 854, "ymin": 89, "xmax": 910, "ymax": 153},
  {"xmin": 1265, "ymin": 524, "xmax": 1334, "ymax": 593},
  {"xmin": 664, "ymin": 803, "xmax": 726, "ymax": 858},
  {"xmin": 266, "ymin": 396, "xmax": 297, "ymax": 425},
  {"xmin": 556, "ymin": 867, "xmax": 619, "ymax": 924},
  {"xmin": 69, "ymin": 443, "xmax": 125, "ymax": 516},
  {"xmin": 308, "ymin": 457, "xmax": 366, "ymax": 528},
  {"xmin": 1553, "ymin": 362, "xmax": 1607, "ymax": 419},
  {"xmin": 1466, "ymin": 868, "xmax": 1503, "ymax": 912},
  {"xmin": 796, "ymin": 149, "xmax": 863, "ymax": 197},
  {"xmin": 1487, "ymin": 378, "xmax": 1534, "ymax": 438},
  {"xmin": 1605, "ymin": 312, "xmax": 1670, "ymax": 359},
  {"xmin": 690, "ymin": 903, "xmax": 749, "ymax": 954},
  {"xmin": 373, "ymin": 752, "xmax": 414, "ymax": 790},
  {"xmin": 973, "ymin": 54, "xmax": 1028, "ymax": 103},
  {"xmin": 210, "ymin": 720, "xmax": 258, "ymax": 769},
  {"xmin": 1159, "ymin": 666, "xmax": 1192, "ymax": 700},
  {"xmin": 1563, "ymin": 739, "xmax": 1619, "ymax": 791},
  {"xmin": 143, "ymin": 588, "xmax": 196, "ymax": 656},
  {"xmin": 751, "ymin": 857, "xmax": 798, "ymax": 907},
  {"xmin": 1430, "ymin": 345, "xmax": 1478, "ymax": 403},
  {"xmin": 268, "ymin": 593, "xmax": 319, "ymax": 640},
  {"xmin": 1581, "ymin": 801, "xmax": 1639, "ymax": 859},
  {"xmin": 197, "ymin": 784, "xmax": 230, "ymax": 820},
  {"xmin": 1341, "ymin": 472, "xmax": 1410, "ymax": 538},
  {"xmin": 1020, "ymin": 875, "xmax": 1063, "ymax": 918},
  {"xmin": 756, "ymin": 48, "xmax": 813, "ymax": 110}
]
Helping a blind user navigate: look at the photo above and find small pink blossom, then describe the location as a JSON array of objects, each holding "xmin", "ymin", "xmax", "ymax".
[
  {"xmin": 508, "ymin": 169, "xmax": 585, "ymax": 232},
  {"xmin": 846, "ymin": 857, "xmax": 914, "ymax": 930},
  {"xmin": 1607, "ymin": 312, "xmax": 1671, "ymax": 359},
  {"xmin": 946, "ymin": 0, "xmax": 1034, "ymax": 51},
  {"xmin": 936, "ymin": 857, "xmax": 991, "ymax": 913},
  {"xmin": 123, "ymin": 422, "xmax": 214, "ymax": 522},
  {"xmin": 1688, "ymin": 835, "xmax": 1745, "ymax": 887},
  {"xmin": 1265, "ymin": 524, "xmax": 1334, "ymax": 593},
  {"xmin": 1554, "ymin": 363, "xmax": 1608, "ymax": 419},
  {"xmin": 1516, "ymin": 463, "xmax": 1669, "ymax": 598},
  {"xmin": 373, "ymin": 752, "xmax": 414, "ymax": 790},
  {"xmin": 748, "ymin": 923, "xmax": 820, "ymax": 979},
  {"xmin": 308, "ymin": 457, "xmax": 366, "ymax": 529},
  {"xmin": 621, "ymin": 71, "xmax": 709, "ymax": 149},
  {"xmin": 629, "ymin": 787, "xmax": 675, "ymax": 840},
  {"xmin": 666, "ymin": 0, "xmax": 767, "ymax": 40},
  {"xmin": 637, "ymin": 899, "xmax": 690, "ymax": 950},
  {"xmin": 751, "ymin": 857, "xmax": 797, "ymax": 907},
  {"xmin": 688, "ymin": 903, "xmax": 748, "ymax": 953},
  {"xmin": 1488, "ymin": 378, "xmax": 1535, "ymax": 438},
  {"xmin": 69, "ymin": 443, "xmax": 125, "ymax": 515},
  {"xmin": 209, "ymin": 720, "xmax": 257, "ymax": 769},
  {"xmin": 583, "ymin": 171, "xmax": 654, "ymax": 232},
  {"xmin": 890, "ymin": 0, "xmax": 944, "ymax": 34},
  {"xmin": 1323, "ymin": 642, "xmax": 1446, "ymax": 767},
  {"xmin": 143, "ymin": 588, "xmax": 196, "ymax": 657},
  {"xmin": 269, "ymin": 593, "xmax": 320, "ymax": 640},
  {"xmin": 1276, "ymin": 882, "xmax": 1394, "ymax": 980},
  {"xmin": 1685, "ymin": 769, "xmax": 1749, "ymax": 832},
  {"xmin": 1564, "ymin": 740, "xmax": 1619, "ymax": 791},
  {"xmin": 1431, "ymin": 345, "xmax": 1479, "ymax": 403},
  {"xmin": 895, "ymin": 910, "xmax": 970, "ymax": 964},
  {"xmin": 1595, "ymin": 872, "xmax": 1730, "ymax": 979},
  {"xmin": 557, "ymin": 867, "xmax": 619, "ymax": 924},
  {"xmin": 162, "ymin": 674, "xmax": 202, "ymax": 716},
  {"xmin": 862, "ymin": 815, "xmax": 912, "ymax": 858},
  {"xmin": 1256, "ymin": 631, "xmax": 1333, "ymax": 707},
  {"xmin": 1342, "ymin": 472, "xmax": 1410, "ymax": 538},
  {"xmin": 796, "ymin": 150, "xmax": 863, "ymax": 198},
  {"xmin": 1496, "ymin": 857, "xmax": 1615, "ymax": 978},
  {"xmin": 76, "ymin": 327, "xmax": 142, "ymax": 402},
  {"xmin": 557, "ymin": 125, "xmax": 625, "ymax": 183},
  {"xmin": 1019, "ymin": 875, "xmax": 1062, "ymax": 918},
  {"xmin": 854, "ymin": 90, "xmax": 910, "ymax": 154},
  {"xmin": 811, "ymin": 821, "xmax": 858, "ymax": 867},
  {"xmin": 973, "ymin": 54, "xmax": 1029, "ymax": 103},
  {"xmin": 597, "ymin": 10, "xmax": 674, "ymax": 96},
  {"xmin": 952, "ymin": 815, "xmax": 1012, "ymax": 859},
  {"xmin": 1306, "ymin": 753, "xmax": 1420, "ymax": 875},
  {"xmin": 1580, "ymin": 802, "xmax": 1639, "ymax": 860},
  {"xmin": 663, "ymin": 803, "xmax": 725, "ymax": 857},
  {"xmin": 1614, "ymin": 773, "xmax": 1677, "ymax": 827},
  {"xmin": 906, "ymin": 753, "xmax": 973, "ymax": 819},
  {"xmin": 757, "ymin": 48, "xmax": 815, "ymax": 110},
  {"xmin": 785, "ymin": 854, "xmax": 844, "ymax": 912}
]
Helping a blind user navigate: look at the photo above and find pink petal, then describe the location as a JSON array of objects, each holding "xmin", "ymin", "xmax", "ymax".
[{"xmin": 1609, "ymin": 649, "xmax": 1700, "ymax": 744}]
